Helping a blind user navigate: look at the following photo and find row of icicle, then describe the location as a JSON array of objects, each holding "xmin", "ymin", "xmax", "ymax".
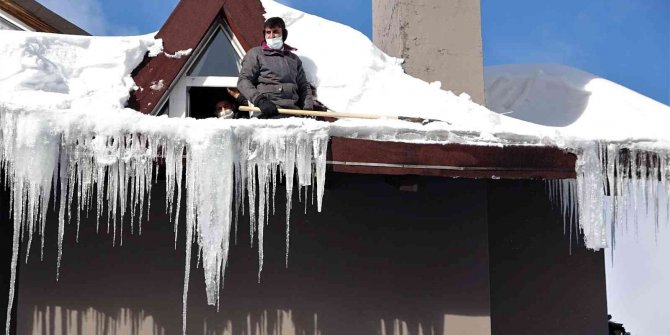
[
  {"xmin": 1, "ymin": 107, "xmax": 329, "ymax": 335},
  {"xmin": 547, "ymin": 141, "xmax": 670, "ymax": 252},
  {"xmin": 3, "ymin": 107, "xmax": 669, "ymax": 334}
]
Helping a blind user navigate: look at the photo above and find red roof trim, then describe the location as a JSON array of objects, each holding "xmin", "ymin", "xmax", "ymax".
[
  {"xmin": 129, "ymin": 0, "xmax": 265, "ymax": 114},
  {"xmin": 329, "ymin": 138, "xmax": 577, "ymax": 179}
]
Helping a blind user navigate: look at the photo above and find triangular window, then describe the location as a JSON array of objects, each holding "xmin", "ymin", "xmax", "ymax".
[
  {"xmin": 164, "ymin": 22, "xmax": 246, "ymax": 118},
  {"xmin": 187, "ymin": 27, "xmax": 242, "ymax": 77}
]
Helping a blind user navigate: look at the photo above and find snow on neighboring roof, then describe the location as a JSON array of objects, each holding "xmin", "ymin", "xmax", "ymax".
[{"xmin": 485, "ymin": 64, "xmax": 670, "ymax": 143}]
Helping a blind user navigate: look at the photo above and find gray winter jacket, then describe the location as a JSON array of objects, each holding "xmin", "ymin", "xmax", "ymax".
[{"xmin": 237, "ymin": 43, "xmax": 314, "ymax": 110}]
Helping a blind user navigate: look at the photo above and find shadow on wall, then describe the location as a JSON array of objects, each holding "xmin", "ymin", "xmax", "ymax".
[
  {"xmin": 29, "ymin": 306, "xmax": 165, "ymax": 335},
  {"xmin": 298, "ymin": 56, "xmax": 318, "ymax": 86},
  {"xmin": 28, "ymin": 306, "xmax": 491, "ymax": 335}
]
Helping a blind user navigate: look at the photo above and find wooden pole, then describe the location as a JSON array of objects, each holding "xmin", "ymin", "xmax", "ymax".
[
  {"xmin": 238, "ymin": 106, "xmax": 443, "ymax": 124},
  {"xmin": 239, "ymin": 106, "xmax": 392, "ymax": 120}
]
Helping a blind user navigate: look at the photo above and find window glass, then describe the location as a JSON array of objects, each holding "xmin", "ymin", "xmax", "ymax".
[
  {"xmin": 158, "ymin": 99, "xmax": 169, "ymax": 116},
  {"xmin": 187, "ymin": 28, "xmax": 241, "ymax": 77}
]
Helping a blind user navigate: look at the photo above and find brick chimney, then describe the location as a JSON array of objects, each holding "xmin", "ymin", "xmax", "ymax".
[{"xmin": 373, "ymin": 0, "xmax": 485, "ymax": 105}]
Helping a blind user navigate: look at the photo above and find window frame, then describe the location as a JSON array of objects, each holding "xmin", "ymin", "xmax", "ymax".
[{"xmin": 155, "ymin": 21, "xmax": 246, "ymax": 118}]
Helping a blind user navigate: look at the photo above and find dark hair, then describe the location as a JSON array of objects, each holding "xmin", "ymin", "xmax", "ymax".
[
  {"xmin": 263, "ymin": 17, "xmax": 288, "ymax": 41},
  {"xmin": 215, "ymin": 100, "xmax": 233, "ymax": 110}
]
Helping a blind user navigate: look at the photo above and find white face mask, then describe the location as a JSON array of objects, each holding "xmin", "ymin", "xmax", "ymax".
[
  {"xmin": 218, "ymin": 109, "xmax": 234, "ymax": 119},
  {"xmin": 266, "ymin": 36, "xmax": 284, "ymax": 50}
]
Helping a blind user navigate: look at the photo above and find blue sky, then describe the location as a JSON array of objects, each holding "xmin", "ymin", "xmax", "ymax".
[{"xmin": 38, "ymin": 0, "xmax": 669, "ymax": 104}]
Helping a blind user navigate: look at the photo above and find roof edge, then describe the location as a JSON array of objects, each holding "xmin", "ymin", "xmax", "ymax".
[{"xmin": 3, "ymin": 0, "xmax": 89, "ymax": 35}]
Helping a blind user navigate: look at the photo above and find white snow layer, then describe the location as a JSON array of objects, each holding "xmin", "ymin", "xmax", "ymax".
[{"xmin": 0, "ymin": 0, "xmax": 669, "ymax": 333}]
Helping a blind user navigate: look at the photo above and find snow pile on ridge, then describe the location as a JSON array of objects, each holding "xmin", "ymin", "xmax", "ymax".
[
  {"xmin": 0, "ymin": 29, "xmax": 329, "ymax": 335},
  {"xmin": 485, "ymin": 64, "xmax": 670, "ymax": 142}
]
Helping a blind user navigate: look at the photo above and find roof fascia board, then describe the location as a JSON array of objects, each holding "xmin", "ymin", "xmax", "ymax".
[
  {"xmin": 329, "ymin": 137, "xmax": 577, "ymax": 179},
  {"xmin": 0, "ymin": 7, "xmax": 33, "ymax": 30},
  {"xmin": 0, "ymin": 0, "xmax": 57, "ymax": 32},
  {"xmin": 13, "ymin": 0, "xmax": 89, "ymax": 35}
]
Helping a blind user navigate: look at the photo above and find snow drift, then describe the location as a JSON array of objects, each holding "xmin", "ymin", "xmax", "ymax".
[{"xmin": 485, "ymin": 64, "xmax": 670, "ymax": 142}]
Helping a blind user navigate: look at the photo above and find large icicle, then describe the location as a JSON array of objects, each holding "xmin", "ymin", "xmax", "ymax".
[
  {"xmin": 549, "ymin": 142, "xmax": 670, "ymax": 251},
  {"xmin": 232, "ymin": 125, "xmax": 329, "ymax": 281},
  {"xmin": 575, "ymin": 142, "xmax": 608, "ymax": 249},
  {"xmin": 184, "ymin": 125, "xmax": 235, "ymax": 308}
]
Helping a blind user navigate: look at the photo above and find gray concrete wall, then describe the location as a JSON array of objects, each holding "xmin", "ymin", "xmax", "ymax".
[{"xmin": 372, "ymin": 0, "xmax": 485, "ymax": 104}]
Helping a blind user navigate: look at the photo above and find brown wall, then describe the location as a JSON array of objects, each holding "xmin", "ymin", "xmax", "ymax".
[
  {"xmin": 15, "ymin": 174, "xmax": 492, "ymax": 334},
  {"xmin": 372, "ymin": 0, "xmax": 485, "ymax": 104},
  {"xmin": 487, "ymin": 180, "xmax": 608, "ymax": 335},
  {"xmin": 6, "ymin": 175, "xmax": 607, "ymax": 334}
]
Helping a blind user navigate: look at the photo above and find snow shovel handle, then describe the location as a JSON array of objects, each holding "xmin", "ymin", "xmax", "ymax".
[
  {"xmin": 238, "ymin": 106, "xmax": 393, "ymax": 120},
  {"xmin": 238, "ymin": 106, "xmax": 446, "ymax": 125}
]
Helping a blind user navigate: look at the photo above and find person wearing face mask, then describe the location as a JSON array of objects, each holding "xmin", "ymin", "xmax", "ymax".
[
  {"xmin": 214, "ymin": 100, "xmax": 235, "ymax": 119},
  {"xmin": 237, "ymin": 17, "xmax": 314, "ymax": 119},
  {"xmin": 213, "ymin": 88, "xmax": 251, "ymax": 119}
]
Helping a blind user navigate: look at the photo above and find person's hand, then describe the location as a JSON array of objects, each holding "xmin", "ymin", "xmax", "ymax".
[
  {"xmin": 227, "ymin": 87, "xmax": 241, "ymax": 99},
  {"xmin": 256, "ymin": 98, "xmax": 279, "ymax": 118}
]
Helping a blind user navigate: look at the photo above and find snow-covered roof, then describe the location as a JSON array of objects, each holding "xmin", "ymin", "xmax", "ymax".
[
  {"xmin": 262, "ymin": 0, "xmax": 669, "ymax": 148},
  {"xmin": 485, "ymin": 63, "xmax": 670, "ymax": 143}
]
